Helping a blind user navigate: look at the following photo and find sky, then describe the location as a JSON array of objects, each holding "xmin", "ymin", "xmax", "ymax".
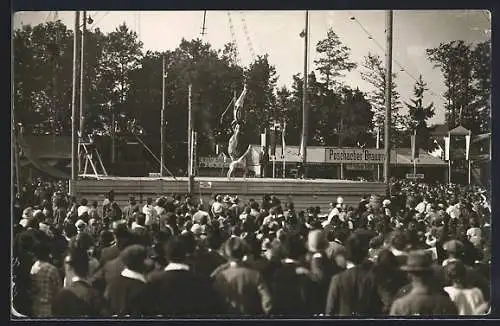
[{"xmin": 13, "ymin": 10, "xmax": 491, "ymax": 124}]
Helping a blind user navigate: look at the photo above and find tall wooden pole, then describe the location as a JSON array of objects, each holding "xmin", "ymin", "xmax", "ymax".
[
  {"xmin": 71, "ymin": 11, "xmax": 80, "ymax": 187},
  {"xmin": 300, "ymin": 10, "xmax": 309, "ymax": 176},
  {"xmin": 188, "ymin": 84, "xmax": 193, "ymax": 194},
  {"xmin": 384, "ymin": 10, "xmax": 393, "ymax": 186},
  {"xmin": 79, "ymin": 11, "xmax": 86, "ymax": 138},
  {"xmin": 160, "ymin": 54, "xmax": 166, "ymax": 176},
  {"xmin": 78, "ymin": 11, "xmax": 86, "ymax": 174}
]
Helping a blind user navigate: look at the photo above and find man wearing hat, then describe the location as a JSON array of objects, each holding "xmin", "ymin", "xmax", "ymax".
[
  {"xmin": 441, "ymin": 239, "xmax": 490, "ymax": 302},
  {"xmin": 390, "ymin": 250, "xmax": 458, "ymax": 315}
]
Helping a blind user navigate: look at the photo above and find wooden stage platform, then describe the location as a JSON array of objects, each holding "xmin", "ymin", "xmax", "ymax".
[{"xmin": 70, "ymin": 176, "xmax": 387, "ymax": 213}]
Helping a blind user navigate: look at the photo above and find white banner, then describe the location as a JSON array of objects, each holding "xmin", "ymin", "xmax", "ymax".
[
  {"xmin": 465, "ymin": 134, "xmax": 471, "ymax": 161},
  {"xmin": 444, "ymin": 136, "xmax": 450, "ymax": 161},
  {"xmin": 282, "ymin": 121, "xmax": 286, "ymax": 159}
]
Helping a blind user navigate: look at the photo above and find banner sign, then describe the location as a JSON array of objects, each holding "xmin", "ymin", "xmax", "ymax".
[
  {"xmin": 406, "ymin": 173, "xmax": 425, "ymax": 179},
  {"xmin": 199, "ymin": 181, "xmax": 212, "ymax": 189},
  {"xmin": 199, "ymin": 156, "xmax": 230, "ymax": 168},
  {"xmin": 344, "ymin": 163, "xmax": 377, "ymax": 171},
  {"xmin": 325, "ymin": 148, "xmax": 389, "ymax": 164}
]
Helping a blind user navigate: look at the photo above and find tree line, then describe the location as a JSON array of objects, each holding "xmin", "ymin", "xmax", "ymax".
[{"xmin": 13, "ymin": 20, "xmax": 491, "ymax": 159}]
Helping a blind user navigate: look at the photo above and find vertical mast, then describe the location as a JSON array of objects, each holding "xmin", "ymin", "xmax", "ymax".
[
  {"xmin": 300, "ymin": 10, "xmax": 309, "ymax": 175},
  {"xmin": 384, "ymin": 10, "xmax": 393, "ymax": 186},
  {"xmin": 71, "ymin": 11, "xmax": 80, "ymax": 185},
  {"xmin": 160, "ymin": 54, "xmax": 166, "ymax": 176},
  {"xmin": 78, "ymin": 11, "xmax": 86, "ymax": 174}
]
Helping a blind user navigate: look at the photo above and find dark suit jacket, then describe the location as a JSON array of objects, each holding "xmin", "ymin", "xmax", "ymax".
[
  {"xmin": 99, "ymin": 244, "xmax": 120, "ymax": 267},
  {"xmin": 308, "ymin": 252, "xmax": 342, "ymax": 314},
  {"xmin": 192, "ymin": 248, "xmax": 227, "ymax": 278},
  {"xmin": 105, "ymin": 275, "xmax": 150, "ymax": 316},
  {"xmin": 91, "ymin": 257, "xmax": 125, "ymax": 295},
  {"xmin": 325, "ymin": 261, "xmax": 383, "ymax": 316},
  {"xmin": 212, "ymin": 262, "xmax": 273, "ymax": 315},
  {"xmin": 390, "ymin": 285, "xmax": 458, "ymax": 315},
  {"xmin": 52, "ymin": 280, "xmax": 107, "ymax": 317},
  {"xmin": 147, "ymin": 269, "xmax": 222, "ymax": 317},
  {"xmin": 270, "ymin": 261, "xmax": 316, "ymax": 316}
]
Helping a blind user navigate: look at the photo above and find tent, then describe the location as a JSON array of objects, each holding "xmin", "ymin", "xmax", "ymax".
[
  {"xmin": 16, "ymin": 134, "xmax": 70, "ymax": 179},
  {"xmin": 448, "ymin": 125, "xmax": 471, "ymax": 136}
]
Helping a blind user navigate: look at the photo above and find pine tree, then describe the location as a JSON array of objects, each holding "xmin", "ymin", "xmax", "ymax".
[{"xmin": 404, "ymin": 75, "xmax": 435, "ymax": 152}]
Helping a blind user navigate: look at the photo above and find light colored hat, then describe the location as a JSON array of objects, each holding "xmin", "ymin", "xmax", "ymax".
[
  {"xmin": 307, "ymin": 230, "xmax": 328, "ymax": 252},
  {"xmin": 337, "ymin": 196, "xmax": 344, "ymax": 204},
  {"xmin": 191, "ymin": 223, "xmax": 203, "ymax": 236},
  {"xmin": 75, "ymin": 219, "xmax": 87, "ymax": 229},
  {"xmin": 22, "ymin": 207, "xmax": 34, "ymax": 219}
]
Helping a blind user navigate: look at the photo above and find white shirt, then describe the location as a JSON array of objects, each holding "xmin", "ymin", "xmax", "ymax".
[
  {"xmin": 77, "ymin": 205, "xmax": 90, "ymax": 217},
  {"xmin": 164, "ymin": 262, "xmax": 190, "ymax": 272},
  {"xmin": 121, "ymin": 268, "xmax": 147, "ymax": 283},
  {"xmin": 154, "ymin": 205, "xmax": 165, "ymax": 217},
  {"xmin": 415, "ymin": 201, "xmax": 428, "ymax": 214},
  {"xmin": 142, "ymin": 204, "xmax": 158, "ymax": 225},
  {"xmin": 444, "ymin": 286, "xmax": 487, "ymax": 315}
]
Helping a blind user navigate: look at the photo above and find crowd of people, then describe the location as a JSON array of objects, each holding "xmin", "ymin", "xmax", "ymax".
[{"xmin": 12, "ymin": 178, "xmax": 491, "ymax": 317}]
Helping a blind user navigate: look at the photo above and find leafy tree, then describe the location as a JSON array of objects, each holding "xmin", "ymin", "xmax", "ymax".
[
  {"xmin": 100, "ymin": 23, "xmax": 144, "ymax": 134},
  {"xmin": 314, "ymin": 28, "xmax": 357, "ymax": 90},
  {"xmin": 403, "ymin": 75, "xmax": 435, "ymax": 151},
  {"xmin": 336, "ymin": 87, "xmax": 374, "ymax": 147},
  {"xmin": 426, "ymin": 41, "xmax": 476, "ymax": 132},
  {"xmin": 244, "ymin": 54, "xmax": 278, "ymax": 139},
  {"xmin": 13, "ymin": 21, "xmax": 74, "ymax": 135},
  {"xmin": 471, "ymin": 40, "xmax": 491, "ymax": 134},
  {"xmin": 360, "ymin": 52, "xmax": 403, "ymax": 147}
]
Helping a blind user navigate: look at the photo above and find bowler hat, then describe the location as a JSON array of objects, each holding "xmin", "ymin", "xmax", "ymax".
[{"xmin": 401, "ymin": 250, "xmax": 433, "ymax": 272}]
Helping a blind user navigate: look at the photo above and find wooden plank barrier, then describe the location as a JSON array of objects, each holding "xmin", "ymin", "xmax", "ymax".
[{"xmin": 71, "ymin": 177, "xmax": 387, "ymax": 213}]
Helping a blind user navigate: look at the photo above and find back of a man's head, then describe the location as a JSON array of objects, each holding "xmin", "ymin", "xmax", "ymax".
[
  {"xmin": 165, "ymin": 236, "xmax": 187, "ymax": 264},
  {"xmin": 224, "ymin": 236, "xmax": 247, "ymax": 261}
]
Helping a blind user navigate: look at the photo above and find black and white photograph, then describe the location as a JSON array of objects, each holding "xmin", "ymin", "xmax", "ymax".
[{"xmin": 11, "ymin": 9, "xmax": 492, "ymax": 318}]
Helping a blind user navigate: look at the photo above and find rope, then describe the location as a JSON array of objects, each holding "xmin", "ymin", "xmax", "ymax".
[
  {"xmin": 344, "ymin": 11, "xmax": 448, "ymax": 103},
  {"xmin": 227, "ymin": 12, "xmax": 241, "ymax": 66},
  {"xmin": 239, "ymin": 12, "xmax": 256, "ymax": 61}
]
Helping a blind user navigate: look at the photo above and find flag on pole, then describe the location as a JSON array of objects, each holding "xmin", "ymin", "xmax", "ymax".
[
  {"xmin": 465, "ymin": 133, "xmax": 471, "ymax": 161},
  {"xmin": 270, "ymin": 123, "xmax": 276, "ymax": 157},
  {"xmin": 411, "ymin": 129, "xmax": 419, "ymax": 161},
  {"xmin": 282, "ymin": 120, "xmax": 286, "ymax": 159},
  {"xmin": 261, "ymin": 131, "xmax": 267, "ymax": 148},
  {"xmin": 444, "ymin": 135, "xmax": 450, "ymax": 161}
]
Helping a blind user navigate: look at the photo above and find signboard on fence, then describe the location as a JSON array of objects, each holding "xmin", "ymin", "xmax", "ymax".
[
  {"xmin": 406, "ymin": 173, "xmax": 425, "ymax": 179},
  {"xmin": 325, "ymin": 148, "xmax": 396, "ymax": 164},
  {"xmin": 344, "ymin": 163, "xmax": 377, "ymax": 171},
  {"xmin": 199, "ymin": 156, "xmax": 230, "ymax": 168},
  {"xmin": 199, "ymin": 181, "xmax": 212, "ymax": 189}
]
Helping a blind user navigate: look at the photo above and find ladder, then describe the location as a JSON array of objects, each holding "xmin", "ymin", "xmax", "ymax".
[{"xmin": 78, "ymin": 138, "xmax": 108, "ymax": 178}]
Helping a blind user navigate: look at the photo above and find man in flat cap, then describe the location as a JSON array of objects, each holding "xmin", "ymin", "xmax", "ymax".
[{"xmin": 390, "ymin": 250, "xmax": 457, "ymax": 315}]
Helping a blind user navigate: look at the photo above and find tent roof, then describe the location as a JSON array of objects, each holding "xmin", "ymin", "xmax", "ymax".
[
  {"xmin": 23, "ymin": 135, "xmax": 71, "ymax": 159},
  {"xmin": 449, "ymin": 125, "xmax": 471, "ymax": 136}
]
